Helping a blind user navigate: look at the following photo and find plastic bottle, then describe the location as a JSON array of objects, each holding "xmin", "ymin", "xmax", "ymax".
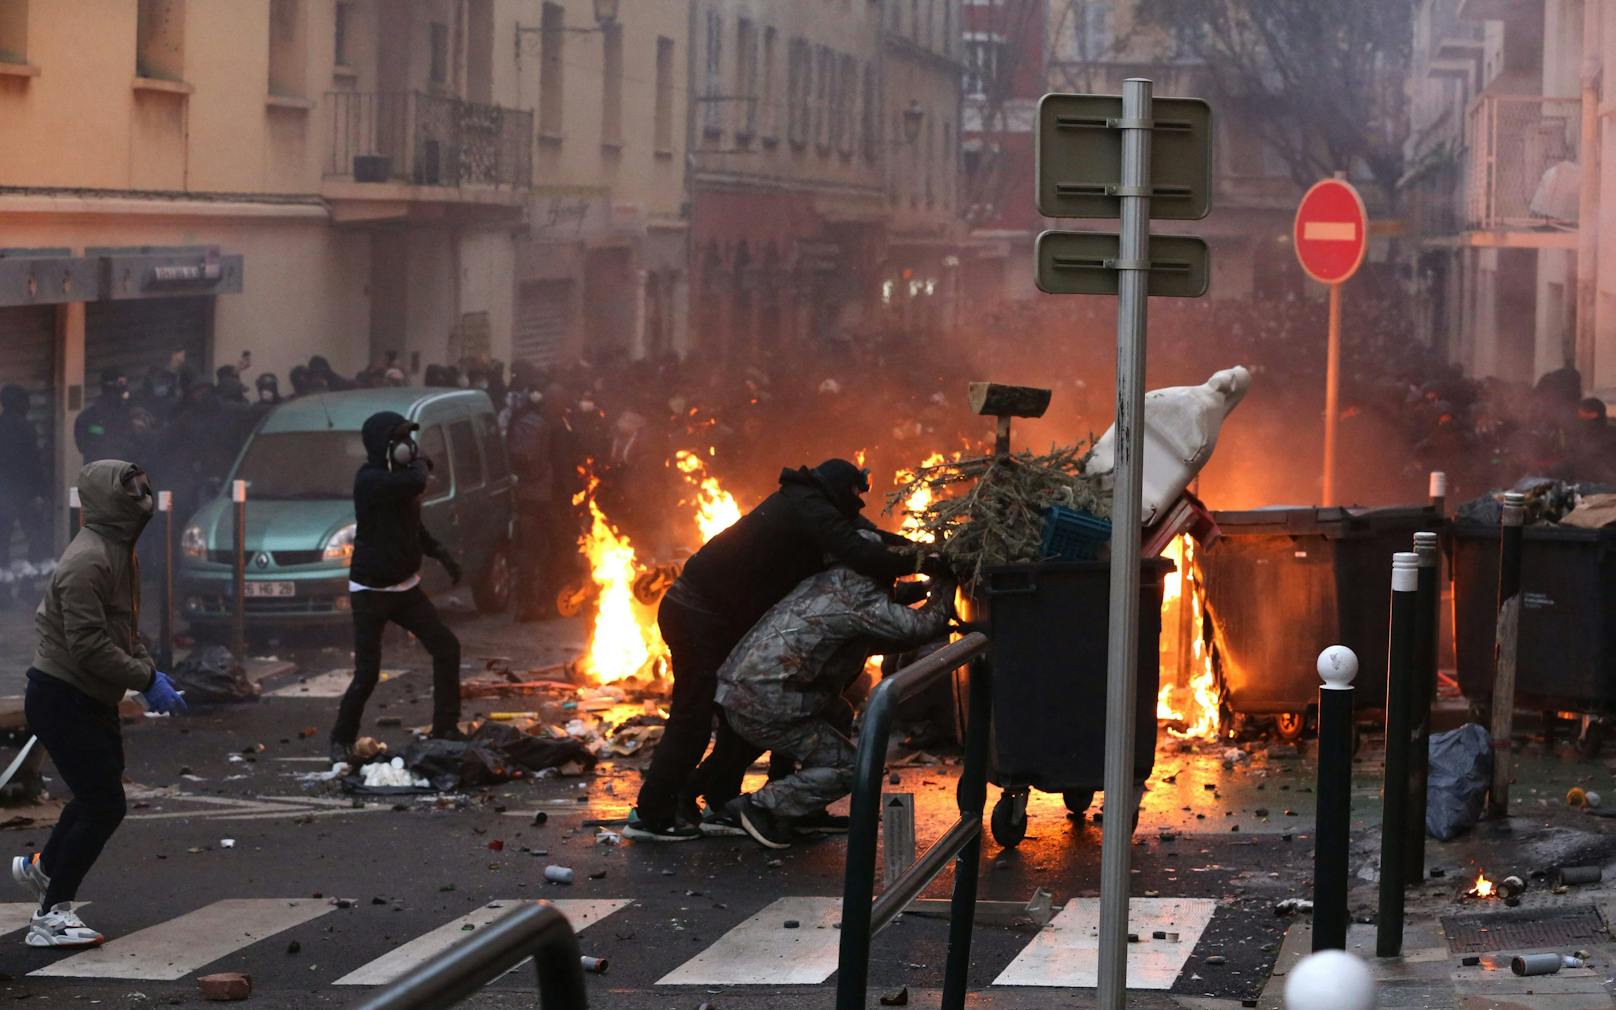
[{"xmin": 1086, "ymin": 366, "xmax": 1252, "ymax": 525}]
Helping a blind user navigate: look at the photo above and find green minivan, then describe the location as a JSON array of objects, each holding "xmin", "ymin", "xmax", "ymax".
[{"xmin": 177, "ymin": 388, "xmax": 514, "ymax": 631}]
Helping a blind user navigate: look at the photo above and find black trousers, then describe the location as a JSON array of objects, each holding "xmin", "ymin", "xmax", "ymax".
[
  {"xmin": 332, "ymin": 586, "xmax": 462, "ymax": 744},
  {"xmin": 24, "ymin": 670, "xmax": 126, "ymax": 909}
]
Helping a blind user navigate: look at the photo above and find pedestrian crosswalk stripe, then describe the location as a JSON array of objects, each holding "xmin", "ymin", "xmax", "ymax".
[
  {"xmin": 992, "ymin": 897, "xmax": 1218, "ymax": 989},
  {"xmin": 264, "ymin": 669, "xmax": 405, "ymax": 699},
  {"xmin": 333, "ymin": 899, "xmax": 629, "ymax": 986},
  {"xmin": 28, "ymin": 898, "xmax": 334, "ymax": 980},
  {"xmin": 657, "ymin": 896, "xmax": 842, "ymax": 986},
  {"xmin": 0, "ymin": 902, "xmax": 88, "ymax": 936}
]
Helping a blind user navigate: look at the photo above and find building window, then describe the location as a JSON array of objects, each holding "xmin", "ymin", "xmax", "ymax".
[
  {"xmin": 136, "ymin": 0, "xmax": 185, "ymax": 81},
  {"xmin": 267, "ymin": 0, "xmax": 306, "ymax": 97},
  {"xmin": 760, "ymin": 26, "xmax": 778, "ymax": 143},
  {"xmin": 0, "ymin": 1, "xmax": 29, "ymax": 65},
  {"xmin": 787, "ymin": 38, "xmax": 810, "ymax": 149},
  {"xmin": 943, "ymin": 119, "xmax": 953, "ymax": 210},
  {"xmin": 334, "ymin": 1, "xmax": 353, "ymax": 68},
  {"xmin": 860, "ymin": 63, "xmax": 878, "ymax": 163},
  {"xmin": 943, "ymin": 0, "xmax": 953, "ymax": 58},
  {"xmin": 736, "ymin": 17, "xmax": 758, "ymax": 143},
  {"xmin": 1076, "ymin": 0, "xmax": 1114, "ymax": 61},
  {"xmin": 835, "ymin": 53, "xmax": 856, "ymax": 159},
  {"xmin": 654, "ymin": 36, "xmax": 675, "ymax": 154},
  {"xmin": 429, "ymin": 21, "xmax": 448, "ymax": 85},
  {"xmin": 813, "ymin": 45, "xmax": 831, "ymax": 154},
  {"xmin": 602, "ymin": 23, "xmax": 624, "ymax": 148},
  {"xmin": 539, "ymin": 2, "xmax": 564, "ymax": 139},
  {"xmin": 702, "ymin": 8, "xmax": 723, "ymax": 139},
  {"xmin": 924, "ymin": 0, "xmax": 934, "ymax": 49},
  {"xmin": 963, "ymin": 35, "xmax": 1001, "ymax": 98}
]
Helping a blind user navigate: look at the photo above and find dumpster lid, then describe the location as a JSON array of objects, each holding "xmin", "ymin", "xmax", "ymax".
[
  {"xmin": 1451, "ymin": 519, "xmax": 1616, "ymax": 543},
  {"xmin": 1210, "ymin": 504, "xmax": 1440, "ymax": 539}
]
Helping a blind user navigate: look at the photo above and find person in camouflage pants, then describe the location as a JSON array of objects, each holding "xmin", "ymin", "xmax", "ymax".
[{"xmin": 716, "ymin": 559, "xmax": 955, "ymax": 849}]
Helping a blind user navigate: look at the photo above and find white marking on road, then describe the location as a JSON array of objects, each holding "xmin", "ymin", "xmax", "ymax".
[
  {"xmin": 992, "ymin": 897, "xmax": 1218, "ymax": 988},
  {"xmin": 1301, "ymin": 221, "xmax": 1357, "ymax": 242},
  {"xmin": 265, "ymin": 669, "xmax": 404, "ymax": 699},
  {"xmin": 29, "ymin": 898, "xmax": 333, "ymax": 980},
  {"xmin": 333, "ymin": 899, "xmax": 628, "ymax": 986},
  {"xmin": 657, "ymin": 896, "xmax": 842, "ymax": 986},
  {"xmin": 0, "ymin": 902, "xmax": 87, "ymax": 936}
]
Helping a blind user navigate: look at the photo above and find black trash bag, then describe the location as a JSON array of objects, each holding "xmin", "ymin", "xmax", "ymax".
[
  {"xmin": 1427, "ymin": 723, "xmax": 1492, "ymax": 841},
  {"xmin": 471, "ymin": 722, "xmax": 597, "ymax": 774},
  {"xmin": 402, "ymin": 739, "xmax": 513, "ymax": 792},
  {"xmin": 169, "ymin": 645, "xmax": 261, "ymax": 704}
]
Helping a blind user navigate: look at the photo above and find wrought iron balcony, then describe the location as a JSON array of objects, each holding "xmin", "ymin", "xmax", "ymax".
[
  {"xmin": 1465, "ymin": 94, "xmax": 1580, "ymax": 234},
  {"xmin": 324, "ymin": 91, "xmax": 533, "ymax": 191}
]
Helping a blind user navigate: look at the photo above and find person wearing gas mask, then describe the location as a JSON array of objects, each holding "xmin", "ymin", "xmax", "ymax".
[
  {"xmin": 11, "ymin": 460, "xmax": 187, "ymax": 947},
  {"xmin": 73, "ymin": 370, "xmax": 136, "ymax": 464},
  {"xmin": 626, "ymin": 458, "xmax": 921, "ymax": 842},
  {"xmin": 329, "ymin": 412, "xmax": 465, "ymax": 763}
]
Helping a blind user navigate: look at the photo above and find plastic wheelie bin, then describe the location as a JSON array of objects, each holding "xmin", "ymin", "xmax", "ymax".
[
  {"xmin": 1198, "ymin": 505, "xmax": 1442, "ymax": 737},
  {"xmin": 965, "ymin": 559, "xmax": 1172, "ymax": 847},
  {"xmin": 1452, "ymin": 521, "xmax": 1616, "ymax": 753}
]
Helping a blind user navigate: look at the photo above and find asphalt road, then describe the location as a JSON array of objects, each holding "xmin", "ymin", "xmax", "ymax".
[{"xmin": 0, "ymin": 605, "xmax": 1610, "ymax": 1009}]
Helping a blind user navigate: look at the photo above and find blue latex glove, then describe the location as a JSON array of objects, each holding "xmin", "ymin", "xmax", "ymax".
[{"xmin": 142, "ymin": 671, "xmax": 188, "ymax": 715}]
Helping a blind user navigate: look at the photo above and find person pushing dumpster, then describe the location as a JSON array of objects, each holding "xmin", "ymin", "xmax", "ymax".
[
  {"xmin": 625, "ymin": 458, "xmax": 926, "ymax": 842},
  {"xmin": 715, "ymin": 544, "xmax": 957, "ymax": 849}
]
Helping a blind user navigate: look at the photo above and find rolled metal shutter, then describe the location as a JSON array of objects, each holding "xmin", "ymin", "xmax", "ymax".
[
  {"xmin": 85, "ymin": 296, "xmax": 211, "ymax": 388},
  {"xmin": 512, "ymin": 280, "xmax": 572, "ymax": 369},
  {"xmin": 0, "ymin": 305, "xmax": 57, "ymax": 561}
]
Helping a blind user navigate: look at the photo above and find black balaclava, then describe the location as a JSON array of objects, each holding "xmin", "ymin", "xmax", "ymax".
[{"xmin": 811, "ymin": 458, "xmax": 872, "ymax": 517}]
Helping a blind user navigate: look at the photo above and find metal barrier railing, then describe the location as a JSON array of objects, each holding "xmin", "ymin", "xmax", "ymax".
[
  {"xmin": 837, "ymin": 632, "xmax": 992, "ymax": 1010},
  {"xmin": 352, "ymin": 901, "xmax": 587, "ymax": 1010}
]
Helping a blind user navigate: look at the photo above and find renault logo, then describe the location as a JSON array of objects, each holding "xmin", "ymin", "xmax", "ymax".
[{"xmin": 254, "ymin": 552, "xmax": 271, "ymax": 569}]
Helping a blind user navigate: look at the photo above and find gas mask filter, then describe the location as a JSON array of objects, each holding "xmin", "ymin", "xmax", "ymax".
[{"xmin": 389, "ymin": 436, "xmax": 419, "ymax": 470}]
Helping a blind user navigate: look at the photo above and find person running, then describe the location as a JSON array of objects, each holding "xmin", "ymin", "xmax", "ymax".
[
  {"xmin": 11, "ymin": 460, "xmax": 187, "ymax": 947},
  {"xmin": 329, "ymin": 412, "xmax": 465, "ymax": 763}
]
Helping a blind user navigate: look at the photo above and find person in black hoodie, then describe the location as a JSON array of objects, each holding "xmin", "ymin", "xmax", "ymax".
[
  {"xmin": 329, "ymin": 412, "xmax": 465, "ymax": 763},
  {"xmin": 625, "ymin": 458, "xmax": 919, "ymax": 841}
]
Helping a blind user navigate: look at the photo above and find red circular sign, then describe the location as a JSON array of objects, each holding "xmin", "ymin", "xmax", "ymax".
[{"xmin": 1294, "ymin": 179, "xmax": 1368, "ymax": 285}]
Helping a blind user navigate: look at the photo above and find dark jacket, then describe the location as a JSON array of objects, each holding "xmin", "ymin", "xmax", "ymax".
[
  {"xmin": 32, "ymin": 460, "xmax": 157, "ymax": 705},
  {"xmin": 350, "ymin": 411, "xmax": 452, "ymax": 589},
  {"xmin": 507, "ymin": 407, "xmax": 573, "ymax": 510},
  {"xmin": 0, "ymin": 401, "xmax": 44, "ymax": 506},
  {"xmin": 676, "ymin": 466, "xmax": 914, "ymax": 632}
]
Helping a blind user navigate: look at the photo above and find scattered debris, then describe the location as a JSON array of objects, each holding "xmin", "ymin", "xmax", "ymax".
[
  {"xmin": 544, "ymin": 865, "xmax": 573, "ymax": 885},
  {"xmin": 1556, "ymin": 866, "xmax": 1602, "ymax": 886},
  {"xmin": 219, "ymin": 838, "xmax": 235, "ymax": 849},
  {"xmin": 595, "ymin": 829, "xmax": 621, "ymax": 846},
  {"xmin": 285, "ymin": 940, "xmax": 301, "ymax": 955},
  {"xmin": 783, "ymin": 920, "xmax": 800, "ymax": 929},
  {"xmin": 197, "ymin": 972, "xmax": 253, "ymax": 1001},
  {"xmin": 879, "ymin": 987, "xmax": 910, "ymax": 1006},
  {"xmin": 1274, "ymin": 898, "xmax": 1313, "ymax": 917},
  {"xmin": 1205, "ymin": 955, "xmax": 1227, "ymax": 966},
  {"xmin": 580, "ymin": 955, "xmax": 608, "ymax": 974}
]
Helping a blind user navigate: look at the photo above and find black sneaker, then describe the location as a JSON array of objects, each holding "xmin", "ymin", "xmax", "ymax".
[
  {"xmin": 622, "ymin": 809, "xmax": 701, "ymax": 843},
  {"xmin": 698, "ymin": 805, "xmax": 747, "ymax": 837},
  {"xmin": 794, "ymin": 809, "xmax": 851, "ymax": 835},
  {"xmin": 725, "ymin": 795, "xmax": 793, "ymax": 850}
]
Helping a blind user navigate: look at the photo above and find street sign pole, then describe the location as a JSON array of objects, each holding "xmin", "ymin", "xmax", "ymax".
[
  {"xmin": 1323, "ymin": 280, "xmax": 1343, "ymax": 505},
  {"xmin": 1097, "ymin": 76, "xmax": 1152, "ymax": 1010}
]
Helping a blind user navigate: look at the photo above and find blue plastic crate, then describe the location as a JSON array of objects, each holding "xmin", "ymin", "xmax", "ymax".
[{"xmin": 1039, "ymin": 505, "xmax": 1113, "ymax": 562}]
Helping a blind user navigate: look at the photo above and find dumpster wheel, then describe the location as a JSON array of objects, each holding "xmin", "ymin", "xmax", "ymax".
[
  {"xmin": 1273, "ymin": 712, "xmax": 1306, "ymax": 743},
  {"xmin": 991, "ymin": 790, "xmax": 1028, "ymax": 847},
  {"xmin": 1062, "ymin": 790, "xmax": 1095, "ymax": 816}
]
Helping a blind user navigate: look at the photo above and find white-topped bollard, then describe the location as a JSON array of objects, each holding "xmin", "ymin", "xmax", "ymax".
[
  {"xmin": 1284, "ymin": 949, "xmax": 1376, "ymax": 1010},
  {"xmin": 1379, "ymin": 553, "xmax": 1421, "ymax": 957},
  {"xmin": 1312, "ymin": 645, "xmax": 1357, "ymax": 951}
]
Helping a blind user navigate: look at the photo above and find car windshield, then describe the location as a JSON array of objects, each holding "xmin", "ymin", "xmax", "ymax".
[{"xmin": 233, "ymin": 431, "xmax": 366, "ymax": 500}]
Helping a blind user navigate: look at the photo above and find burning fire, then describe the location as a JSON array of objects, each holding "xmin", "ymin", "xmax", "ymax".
[
  {"xmin": 674, "ymin": 450, "xmax": 742, "ymax": 543},
  {"xmin": 1157, "ymin": 535, "xmax": 1221, "ymax": 740},
  {"xmin": 1471, "ymin": 872, "xmax": 1496, "ymax": 899},
  {"xmin": 577, "ymin": 485, "xmax": 668, "ymax": 685},
  {"xmin": 894, "ymin": 453, "xmax": 947, "ymax": 542}
]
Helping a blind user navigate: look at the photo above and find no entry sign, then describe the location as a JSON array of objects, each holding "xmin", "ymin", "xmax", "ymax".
[{"xmin": 1294, "ymin": 179, "xmax": 1368, "ymax": 285}]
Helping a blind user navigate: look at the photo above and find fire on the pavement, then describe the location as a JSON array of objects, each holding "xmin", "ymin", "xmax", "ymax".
[{"xmin": 1470, "ymin": 871, "xmax": 1496, "ymax": 899}]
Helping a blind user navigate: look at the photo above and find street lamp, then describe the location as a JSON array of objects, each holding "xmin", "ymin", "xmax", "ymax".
[{"xmin": 902, "ymin": 100, "xmax": 925, "ymax": 145}]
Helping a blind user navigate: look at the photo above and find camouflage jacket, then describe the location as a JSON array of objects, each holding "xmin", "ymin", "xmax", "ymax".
[{"xmin": 715, "ymin": 566, "xmax": 953, "ymax": 721}]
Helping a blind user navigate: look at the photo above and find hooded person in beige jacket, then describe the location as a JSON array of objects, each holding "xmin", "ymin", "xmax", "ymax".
[{"xmin": 10, "ymin": 459, "xmax": 187, "ymax": 948}]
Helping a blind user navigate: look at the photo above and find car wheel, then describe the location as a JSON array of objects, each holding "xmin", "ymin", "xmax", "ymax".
[{"xmin": 473, "ymin": 542, "xmax": 513, "ymax": 614}]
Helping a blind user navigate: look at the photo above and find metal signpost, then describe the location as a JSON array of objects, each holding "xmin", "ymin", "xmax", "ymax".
[
  {"xmin": 1036, "ymin": 79, "xmax": 1211, "ymax": 1010},
  {"xmin": 1293, "ymin": 177, "xmax": 1368, "ymax": 506},
  {"xmin": 232, "ymin": 479, "xmax": 248, "ymax": 663}
]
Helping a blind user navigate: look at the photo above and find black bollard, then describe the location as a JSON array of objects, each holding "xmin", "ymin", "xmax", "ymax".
[
  {"xmin": 232, "ymin": 479, "xmax": 247, "ymax": 664},
  {"xmin": 1378, "ymin": 552, "xmax": 1420, "ymax": 957},
  {"xmin": 1488, "ymin": 492, "xmax": 1527, "ymax": 818},
  {"xmin": 1312, "ymin": 645, "xmax": 1358, "ymax": 952},
  {"xmin": 157, "ymin": 490, "xmax": 175, "ymax": 671},
  {"xmin": 1405, "ymin": 532, "xmax": 1440, "ymax": 884}
]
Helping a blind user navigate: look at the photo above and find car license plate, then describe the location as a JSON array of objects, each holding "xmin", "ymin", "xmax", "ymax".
[{"xmin": 243, "ymin": 581, "xmax": 296, "ymax": 598}]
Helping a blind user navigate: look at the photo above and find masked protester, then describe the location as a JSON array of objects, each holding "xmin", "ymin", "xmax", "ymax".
[
  {"xmin": 329, "ymin": 412, "xmax": 465, "ymax": 763},
  {"xmin": 73, "ymin": 370, "xmax": 135, "ymax": 464},
  {"xmin": 12, "ymin": 461, "xmax": 187, "ymax": 947},
  {"xmin": 625, "ymin": 458, "xmax": 919, "ymax": 842},
  {"xmin": 255, "ymin": 373, "xmax": 282, "ymax": 408}
]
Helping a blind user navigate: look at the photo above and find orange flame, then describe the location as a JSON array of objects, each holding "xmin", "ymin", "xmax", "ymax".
[
  {"xmin": 578, "ymin": 484, "xmax": 667, "ymax": 685},
  {"xmin": 674, "ymin": 450, "xmax": 742, "ymax": 543},
  {"xmin": 894, "ymin": 453, "xmax": 947, "ymax": 543},
  {"xmin": 1156, "ymin": 535, "xmax": 1220, "ymax": 740},
  {"xmin": 1471, "ymin": 872, "xmax": 1495, "ymax": 898}
]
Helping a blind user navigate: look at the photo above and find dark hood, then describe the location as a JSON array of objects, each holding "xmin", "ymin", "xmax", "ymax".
[
  {"xmin": 780, "ymin": 460, "xmax": 869, "ymax": 517},
  {"xmin": 79, "ymin": 459, "xmax": 153, "ymax": 544},
  {"xmin": 361, "ymin": 410, "xmax": 412, "ymax": 465}
]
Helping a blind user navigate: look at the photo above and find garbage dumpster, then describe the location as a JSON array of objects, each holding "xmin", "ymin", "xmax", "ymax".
[
  {"xmin": 1452, "ymin": 522, "xmax": 1616, "ymax": 752},
  {"xmin": 968, "ymin": 558, "xmax": 1172, "ymax": 847},
  {"xmin": 1199, "ymin": 505, "xmax": 1442, "ymax": 737}
]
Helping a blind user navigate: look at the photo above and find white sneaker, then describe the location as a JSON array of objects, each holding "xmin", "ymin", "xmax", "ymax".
[
  {"xmin": 10, "ymin": 853, "xmax": 47, "ymax": 904},
  {"xmin": 25, "ymin": 903, "xmax": 103, "ymax": 948}
]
